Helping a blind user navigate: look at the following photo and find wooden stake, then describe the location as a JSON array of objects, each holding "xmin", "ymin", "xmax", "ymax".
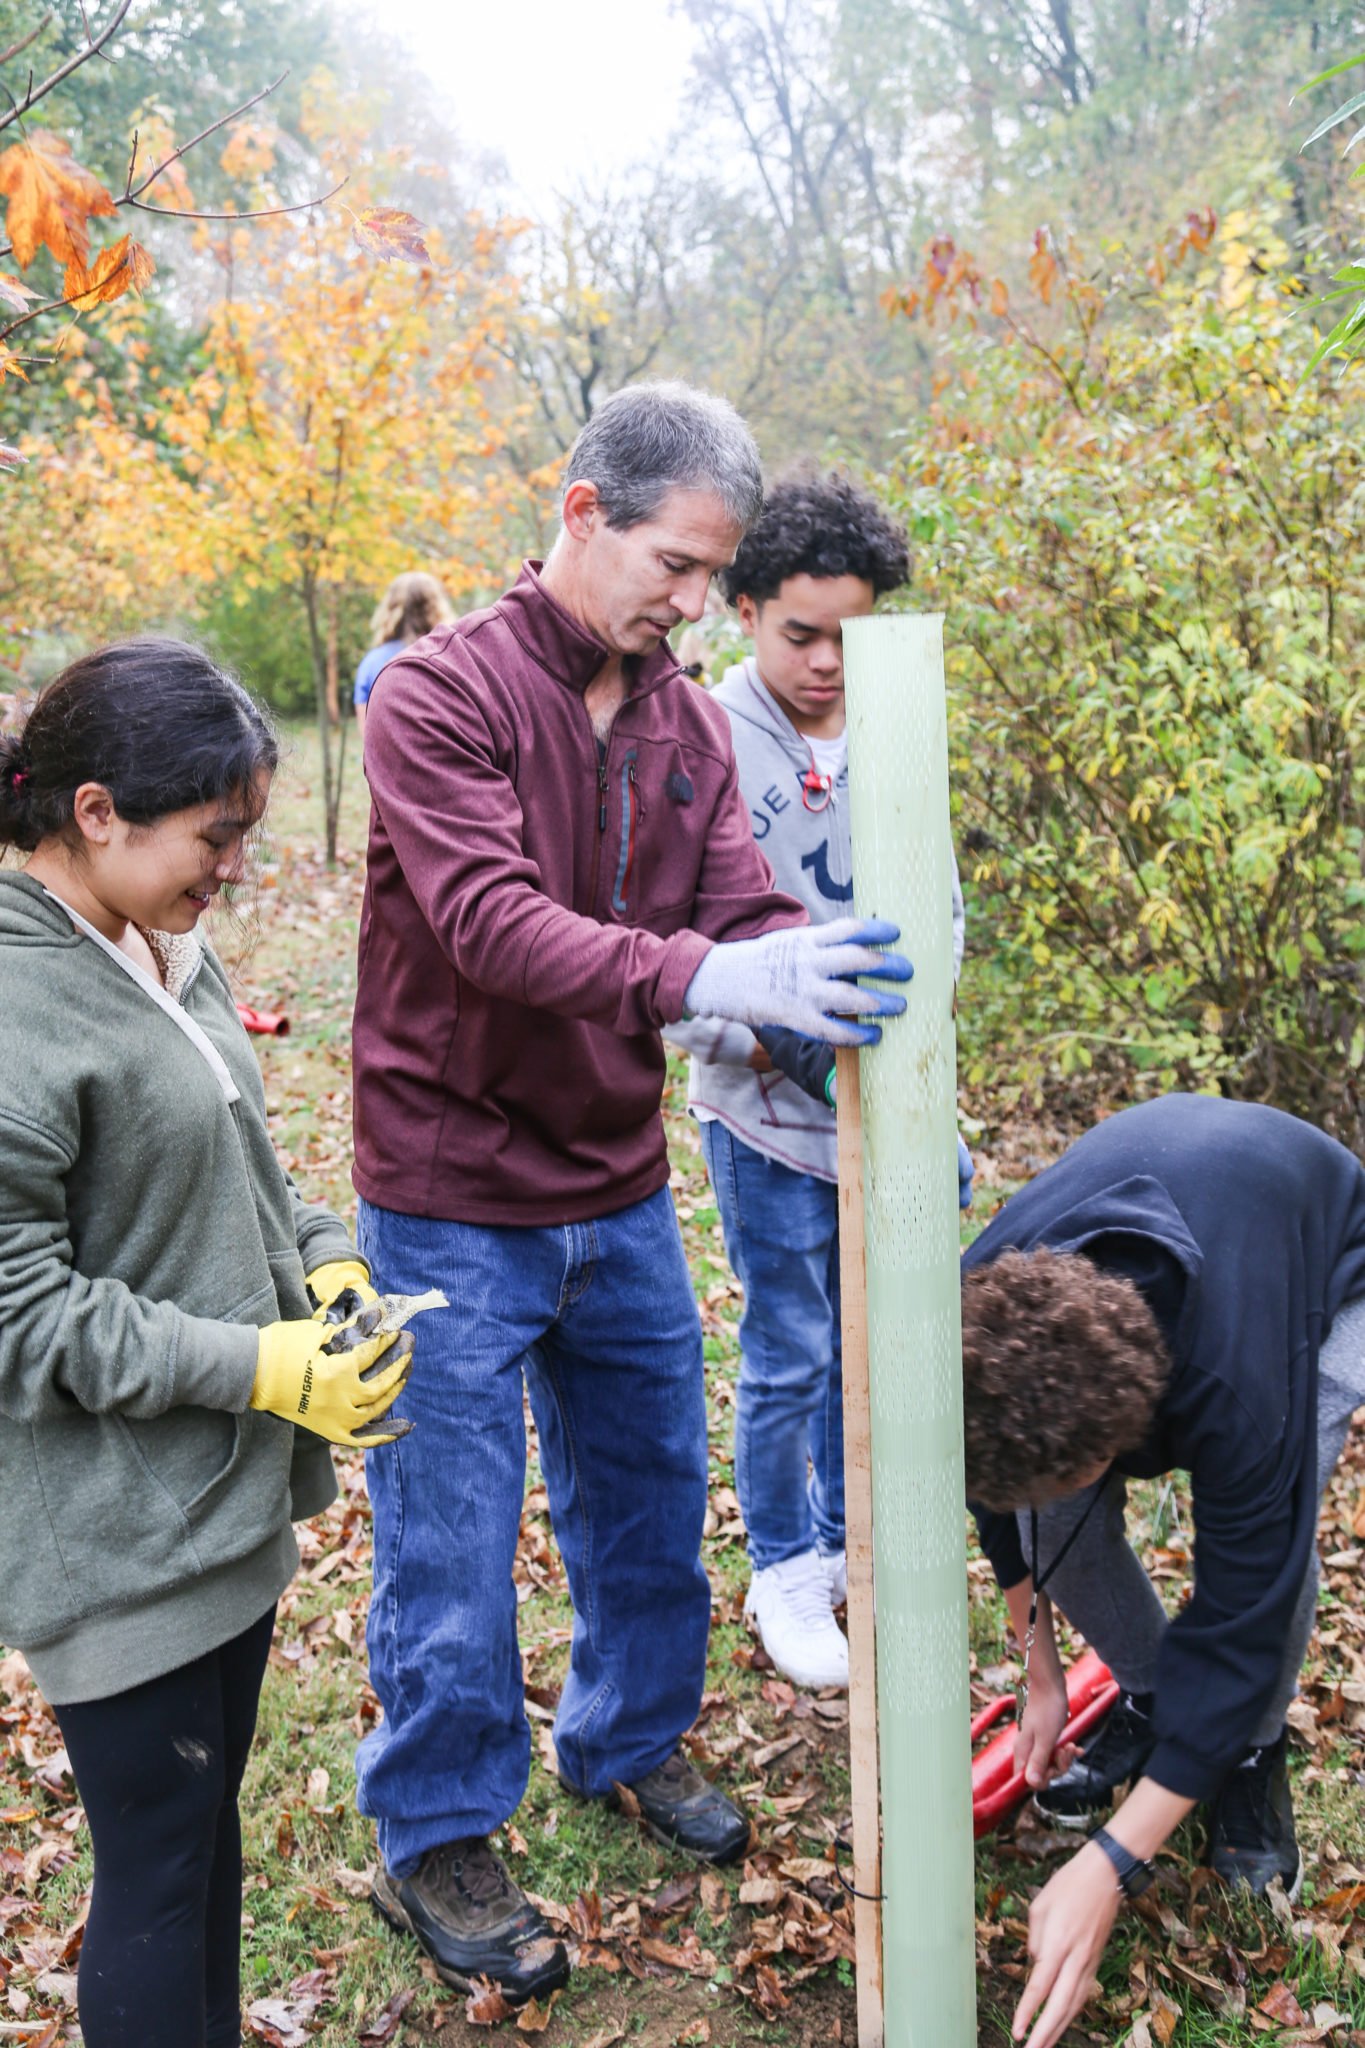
[{"xmin": 837, "ymin": 1043, "xmax": 883, "ymax": 2048}]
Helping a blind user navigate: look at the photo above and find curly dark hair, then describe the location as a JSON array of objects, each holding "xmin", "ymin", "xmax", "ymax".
[
  {"xmin": 719, "ymin": 471, "xmax": 910, "ymax": 606},
  {"xmin": 961, "ymin": 1249, "xmax": 1171, "ymax": 1510}
]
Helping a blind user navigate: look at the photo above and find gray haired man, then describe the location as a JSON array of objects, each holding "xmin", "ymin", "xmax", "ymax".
[{"xmin": 350, "ymin": 383, "xmax": 911, "ymax": 2002}]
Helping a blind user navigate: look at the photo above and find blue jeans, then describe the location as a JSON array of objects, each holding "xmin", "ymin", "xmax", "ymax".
[
  {"xmin": 355, "ymin": 1187, "xmax": 712, "ymax": 1874},
  {"xmin": 698, "ymin": 1121, "xmax": 844, "ymax": 1572}
]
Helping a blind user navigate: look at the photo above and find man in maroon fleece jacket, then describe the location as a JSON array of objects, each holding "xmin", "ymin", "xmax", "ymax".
[{"xmin": 351, "ymin": 382, "xmax": 910, "ymax": 2003}]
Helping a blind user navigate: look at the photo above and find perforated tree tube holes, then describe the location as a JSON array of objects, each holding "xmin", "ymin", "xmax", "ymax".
[{"xmin": 841, "ymin": 613, "xmax": 976, "ymax": 2048}]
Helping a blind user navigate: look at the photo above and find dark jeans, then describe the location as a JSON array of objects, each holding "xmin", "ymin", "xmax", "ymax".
[
  {"xmin": 53, "ymin": 1607, "xmax": 276, "ymax": 2048},
  {"xmin": 356, "ymin": 1185, "xmax": 712, "ymax": 1873}
]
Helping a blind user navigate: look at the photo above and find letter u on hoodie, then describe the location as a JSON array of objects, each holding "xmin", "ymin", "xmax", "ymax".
[{"xmin": 673, "ymin": 657, "xmax": 965, "ymax": 1183}]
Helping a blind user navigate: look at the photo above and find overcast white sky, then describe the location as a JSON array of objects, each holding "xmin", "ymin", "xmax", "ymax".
[{"xmin": 370, "ymin": 0, "xmax": 698, "ymax": 207}]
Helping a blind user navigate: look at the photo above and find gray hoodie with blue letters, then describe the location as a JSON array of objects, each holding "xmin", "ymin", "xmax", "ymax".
[{"xmin": 670, "ymin": 659, "xmax": 964, "ymax": 1181}]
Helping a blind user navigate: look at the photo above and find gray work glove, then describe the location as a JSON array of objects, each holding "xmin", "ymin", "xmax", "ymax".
[{"xmin": 682, "ymin": 918, "xmax": 912, "ymax": 1048}]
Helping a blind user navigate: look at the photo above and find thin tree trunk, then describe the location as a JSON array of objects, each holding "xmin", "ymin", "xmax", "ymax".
[
  {"xmin": 325, "ymin": 585, "xmax": 340, "ymax": 726},
  {"xmin": 302, "ymin": 570, "xmax": 339, "ymax": 866}
]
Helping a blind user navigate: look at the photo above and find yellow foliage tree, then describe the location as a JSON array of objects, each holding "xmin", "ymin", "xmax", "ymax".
[
  {"xmin": 5, "ymin": 98, "xmax": 541, "ymax": 856},
  {"xmin": 0, "ymin": 5, "xmax": 355, "ymax": 458},
  {"xmin": 165, "ymin": 215, "xmax": 531, "ymax": 852}
]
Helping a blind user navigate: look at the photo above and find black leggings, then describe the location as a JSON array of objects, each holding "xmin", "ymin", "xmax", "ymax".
[{"xmin": 53, "ymin": 1607, "xmax": 276, "ymax": 2048}]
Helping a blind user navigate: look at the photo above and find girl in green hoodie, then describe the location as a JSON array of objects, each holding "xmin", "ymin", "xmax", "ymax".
[{"xmin": 0, "ymin": 639, "xmax": 411, "ymax": 2048}]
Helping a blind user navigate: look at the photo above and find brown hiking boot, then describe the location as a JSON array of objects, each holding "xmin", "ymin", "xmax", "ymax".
[
  {"xmin": 371, "ymin": 1836, "xmax": 569, "ymax": 2003},
  {"xmin": 614, "ymin": 1748, "xmax": 752, "ymax": 1865}
]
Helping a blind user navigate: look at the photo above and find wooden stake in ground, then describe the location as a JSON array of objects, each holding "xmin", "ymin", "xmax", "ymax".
[
  {"xmin": 840, "ymin": 612, "xmax": 976, "ymax": 2048},
  {"xmin": 837, "ymin": 1042, "xmax": 883, "ymax": 2048}
]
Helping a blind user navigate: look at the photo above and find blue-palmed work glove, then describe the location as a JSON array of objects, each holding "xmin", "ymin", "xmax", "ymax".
[
  {"xmin": 683, "ymin": 919, "xmax": 912, "ymax": 1048},
  {"xmin": 958, "ymin": 1135, "xmax": 975, "ymax": 1210}
]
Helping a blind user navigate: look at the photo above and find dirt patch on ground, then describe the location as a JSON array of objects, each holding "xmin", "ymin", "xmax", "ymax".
[
  {"xmin": 433, "ymin": 1969, "xmax": 851, "ymax": 2047},
  {"xmin": 428, "ymin": 1962, "xmax": 1093, "ymax": 2047}
]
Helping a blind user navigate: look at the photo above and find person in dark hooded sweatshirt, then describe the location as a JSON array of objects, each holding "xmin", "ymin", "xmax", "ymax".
[{"xmin": 954, "ymin": 1093, "xmax": 1365, "ymax": 2048}]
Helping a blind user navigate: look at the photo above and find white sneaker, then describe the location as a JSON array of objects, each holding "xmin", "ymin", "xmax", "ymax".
[
  {"xmin": 744, "ymin": 1550, "xmax": 849, "ymax": 1690},
  {"xmin": 819, "ymin": 1548, "xmax": 847, "ymax": 1608}
]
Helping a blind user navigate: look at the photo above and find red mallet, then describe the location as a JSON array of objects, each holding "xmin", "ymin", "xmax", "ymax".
[{"xmin": 971, "ymin": 1649, "xmax": 1119, "ymax": 1837}]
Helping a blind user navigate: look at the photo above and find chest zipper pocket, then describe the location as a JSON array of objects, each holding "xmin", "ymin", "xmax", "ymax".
[{"xmin": 611, "ymin": 751, "xmax": 643, "ymax": 917}]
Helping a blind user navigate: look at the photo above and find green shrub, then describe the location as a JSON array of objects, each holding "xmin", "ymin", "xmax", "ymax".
[
  {"xmin": 885, "ymin": 206, "xmax": 1365, "ymax": 1147},
  {"xmin": 196, "ymin": 580, "xmax": 373, "ymax": 719}
]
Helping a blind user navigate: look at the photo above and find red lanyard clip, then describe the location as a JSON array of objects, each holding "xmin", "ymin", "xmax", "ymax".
[{"xmin": 802, "ymin": 764, "xmax": 834, "ymax": 814}]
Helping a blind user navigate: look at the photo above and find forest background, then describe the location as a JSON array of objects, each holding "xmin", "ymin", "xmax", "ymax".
[{"xmin": 1, "ymin": 0, "xmax": 1362, "ymax": 1147}]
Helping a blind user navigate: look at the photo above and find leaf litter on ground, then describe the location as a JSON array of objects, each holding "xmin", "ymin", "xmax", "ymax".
[{"xmin": 4, "ymin": 742, "xmax": 1365, "ymax": 2043}]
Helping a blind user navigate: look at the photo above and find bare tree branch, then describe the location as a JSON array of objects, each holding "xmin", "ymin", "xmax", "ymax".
[
  {"xmin": 0, "ymin": 12, "xmax": 53, "ymax": 68},
  {"xmin": 124, "ymin": 70, "xmax": 288, "ymax": 199},
  {"xmin": 0, "ymin": 0, "xmax": 134, "ymax": 135},
  {"xmin": 126, "ymin": 176, "xmax": 347, "ymax": 225}
]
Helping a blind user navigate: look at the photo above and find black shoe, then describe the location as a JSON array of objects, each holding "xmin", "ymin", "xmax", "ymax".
[
  {"xmin": 1034, "ymin": 1689, "xmax": 1157, "ymax": 1827},
  {"xmin": 371, "ymin": 1837, "xmax": 570, "ymax": 2002},
  {"xmin": 1208, "ymin": 1728, "xmax": 1303, "ymax": 1899},
  {"xmin": 613, "ymin": 1748, "xmax": 752, "ymax": 1865}
]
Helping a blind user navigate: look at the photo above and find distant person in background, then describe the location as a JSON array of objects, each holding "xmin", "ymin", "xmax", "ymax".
[
  {"xmin": 668, "ymin": 472, "xmax": 966, "ymax": 1692},
  {"xmin": 354, "ymin": 573, "xmax": 454, "ymax": 748}
]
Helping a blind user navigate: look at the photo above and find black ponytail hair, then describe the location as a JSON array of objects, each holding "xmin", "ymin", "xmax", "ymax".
[{"xmin": 0, "ymin": 638, "xmax": 279, "ymax": 855}]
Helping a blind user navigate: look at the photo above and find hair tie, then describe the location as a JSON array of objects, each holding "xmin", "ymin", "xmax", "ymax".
[{"xmin": 11, "ymin": 770, "xmax": 26, "ymax": 790}]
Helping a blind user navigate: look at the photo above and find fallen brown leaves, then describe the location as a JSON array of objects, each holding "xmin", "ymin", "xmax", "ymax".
[
  {"xmin": 454, "ymin": 1838, "xmax": 857, "ymax": 2023},
  {"xmin": 0, "ymin": 1650, "xmax": 87, "ymax": 2041},
  {"xmin": 356, "ymin": 1984, "xmax": 414, "ymax": 2041},
  {"xmin": 245, "ymin": 1966, "xmax": 336, "ymax": 2044},
  {"xmin": 223, "ymin": 839, "xmax": 368, "ymax": 1222}
]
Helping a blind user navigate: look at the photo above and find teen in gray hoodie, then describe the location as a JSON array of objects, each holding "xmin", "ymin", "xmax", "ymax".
[
  {"xmin": 668, "ymin": 475, "xmax": 963, "ymax": 1689},
  {"xmin": 0, "ymin": 641, "xmax": 408, "ymax": 2048}
]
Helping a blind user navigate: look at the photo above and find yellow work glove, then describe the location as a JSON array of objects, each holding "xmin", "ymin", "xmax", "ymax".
[
  {"xmin": 250, "ymin": 1317, "xmax": 411, "ymax": 1448},
  {"xmin": 306, "ymin": 1258, "xmax": 379, "ymax": 1321}
]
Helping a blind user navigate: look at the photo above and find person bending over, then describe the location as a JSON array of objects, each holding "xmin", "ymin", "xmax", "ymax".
[{"xmin": 959, "ymin": 1093, "xmax": 1365, "ymax": 2048}]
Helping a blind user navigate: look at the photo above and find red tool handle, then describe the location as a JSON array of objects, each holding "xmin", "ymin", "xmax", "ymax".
[
  {"xmin": 236, "ymin": 1003, "xmax": 291, "ymax": 1037},
  {"xmin": 971, "ymin": 1648, "xmax": 1119, "ymax": 1838}
]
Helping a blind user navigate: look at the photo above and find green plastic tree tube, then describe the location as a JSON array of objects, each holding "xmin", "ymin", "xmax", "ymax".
[{"xmin": 842, "ymin": 613, "xmax": 976, "ymax": 2045}]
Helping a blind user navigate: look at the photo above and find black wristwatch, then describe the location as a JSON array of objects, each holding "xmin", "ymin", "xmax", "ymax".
[{"xmin": 1089, "ymin": 1826, "xmax": 1156, "ymax": 1899}]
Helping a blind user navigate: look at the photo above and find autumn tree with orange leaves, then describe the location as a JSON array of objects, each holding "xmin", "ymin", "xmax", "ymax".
[
  {"xmin": 877, "ymin": 203, "xmax": 1365, "ymax": 1143},
  {"xmin": 0, "ymin": 14, "xmax": 518, "ymax": 860},
  {"xmin": 0, "ymin": 4, "xmax": 429, "ymax": 469},
  {"xmin": 0, "ymin": 3, "xmax": 287, "ymax": 462},
  {"xmin": 162, "ymin": 183, "xmax": 532, "ymax": 854},
  {"xmin": 3, "ymin": 78, "xmax": 540, "ymax": 858}
]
